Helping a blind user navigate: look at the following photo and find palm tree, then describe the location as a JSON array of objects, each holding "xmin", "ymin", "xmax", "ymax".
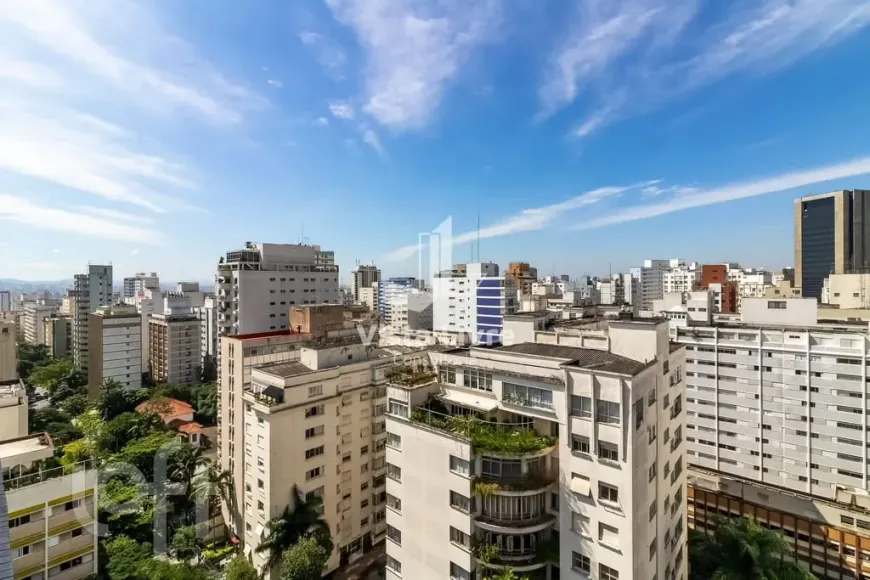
[
  {"xmin": 689, "ymin": 517, "xmax": 815, "ymax": 580},
  {"xmin": 169, "ymin": 442, "xmax": 208, "ymax": 485},
  {"xmin": 255, "ymin": 484, "xmax": 331, "ymax": 575},
  {"xmin": 191, "ymin": 458, "xmax": 235, "ymax": 510}
]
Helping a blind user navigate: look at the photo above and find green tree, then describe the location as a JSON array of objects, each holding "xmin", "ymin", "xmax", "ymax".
[
  {"xmin": 688, "ymin": 517, "xmax": 815, "ymax": 580},
  {"xmin": 30, "ymin": 407, "xmax": 69, "ymax": 431},
  {"xmin": 99, "ymin": 379, "xmax": 146, "ymax": 419},
  {"xmin": 225, "ymin": 554, "xmax": 258, "ymax": 580},
  {"xmin": 17, "ymin": 343, "xmax": 50, "ymax": 380},
  {"xmin": 100, "ymin": 477, "xmax": 155, "ymax": 542},
  {"xmin": 280, "ymin": 534, "xmax": 329, "ymax": 580},
  {"xmin": 489, "ymin": 569, "xmax": 528, "ymax": 580},
  {"xmin": 104, "ymin": 535, "xmax": 151, "ymax": 580},
  {"xmin": 58, "ymin": 393, "xmax": 90, "ymax": 417},
  {"xmin": 135, "ymin": 559, "xmax": 214, "ymax": 580},
  {"xmin": 168, "ymin": 441, "xmax": 207, "ymax": 485},
  {"xmin": 194, "ymin": 382, "xmax": 217, "ymax": 425},
  {"xmin": 191, "ymin": 459, "xmax": 235, "ymax": 515},
  {"xmin": 50, "ymin": 370, "xmax": 87, "ymax": 404},
  {"xmin": 43, "ymin": 421, "xmax": 82, "ymax": 445},
  {"xmin": 171, "ymin": 523, "xmax": 207, "ymax": 561},
  {"xmin": 255, "ymin": 485, "xmax": 332, "ymax": 574},
  {"xmin": 27, "ymin": 357, "xmax": 75, "ymax": 390},
  {"xmin": 115, "ymin": 430, "xmax": 176, "ymax": 478}
]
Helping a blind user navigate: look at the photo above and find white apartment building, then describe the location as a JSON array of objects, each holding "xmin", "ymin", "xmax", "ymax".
[
  {"xmin": 670, "ymin": 297, "xmax": 870, "ymax": 578},
  {"xmin": 87, "ymin": 304, "xmax": 141, "ymax": 395},
  {"xmin": 388, "ymin": 291, "xmax": 433, "ymax": 331},
  {"xmin": 637, "ymin": 260, "xmax": 685, "ymax": 311},
  {"xmin": 149, "ymin": 306, "xmax": 201, "ymax": 386},
  {"xmin": 72, "ymin": 265, "xmax": 113, "ymax": 372},
  {"xmin": 123, "ymin": 272, "xmax": 160, "ymax": 298},
  {"xmin": 1, "ymin": 433, "xmax": 98, "ymax": 580},
  {"xmin": 194, "ymin": 296, "xmax": 218, "ymax": 375},
  {"xmin": 240, "ymin": 340, "xmax": 418, "ymax": 577},
  {"xmin": 662, "ymin": 265, "xmax": 697, "ymax": 295},
  {"xmin": 359, "ymin": 287, "xmax": 377, "ymax": 313},
  {"xmin": 384, "ymin": 317, "xmax": 687, "ymax": 580},
  {"xmin": 22, "ymin": 302, "xmax": 58, "ymax": 345},
  {"xmin": 0, "ymin": 383, "xmax": 27, "ymax": 443},
  {"xmin": 432, "ymin": 263, "xmax": 518, "ymax": 345},
  {"xmin": 215, "ymin": 243, "xmax": 339, "ymax": 336}
]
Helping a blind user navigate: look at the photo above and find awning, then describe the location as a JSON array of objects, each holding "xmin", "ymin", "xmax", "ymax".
[
  {"xmin": 570, "ymin": 476, "xmax": 590, "ymax": 497},
  {"xmin": 255, "ymin": 523, "xmax": 264, "ymax": 538},
  {"xmin": 439, "ymin": 389, "xmax": 498, "ymax": 412}
]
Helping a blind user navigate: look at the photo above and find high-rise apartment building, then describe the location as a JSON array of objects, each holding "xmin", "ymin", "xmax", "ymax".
[
  {"xmin": 194, "ymin": 296, "xmax": 218, "ymax": 377},
  {"xmin": 22, "ymin": 302, "xmax": 58, "ymax": 345},
  {"xmin": 0, "ymin": 433, "xmax": 98, "ymax": 580},
  {"xmin": 215, "ymin": 243, "xmax": 339, "ymax": 336},
  {"xmin": 662, "ymin": 263, "xmax": 697, "ymax": 295},
  {"xmin": 506, "ymin": 262, "xmax": 538, "ymax": 295},
  {"xmin": 694, "ymin": 265, "xmax": 738, "ymax": 313},
  {"xmin": 123, "ymin": 272, "xmax": 160, "ymax": 298},
  {"xmin": 0, "ymin": 322, "xmax": 16, "ymax": 384},
  {"xmin": 637, "ymin": 259, "xmax": 684, "ymax": 310},
  {"xmin": 794, "ymin": 189, "xmax": 870, "ymax": 299},
  {"xmin": 351, "ymin": 265, "xmax": 381, "ymax": 304},
  {"xmin": 432, "ymin": 263, "xmax": 518, "ymax": 344},
  {"xmin": 87, "ymin": 304, "xmax": 141, "ymax": 396},
  {"xmin": 238, "ymin": 339, "xmax": 413, "ymax": 577},
  {"xmin": 148, "ymin": 307, "xmax": 201, "ymax": 386},
  {"xmin": 72, "ymin": 265, "xmax": 113, "ymax": 372},
  {"xmin": 671, "ymin": 296, "xmax": 870, "ymax": 578},
  {"xmin": 43, "ymin": 315, "xmax": 72, "ymax": 359},
  {"xmin": 384, "ymin": 317, "xmax": 687, "ymax": 580},
  {"xmin": 0, "ymin": 291, "xmax": 10, "ymax": 312},
  {"xmin": 377, "ymin": 278, "xmax": 419, "ymax": 324}
]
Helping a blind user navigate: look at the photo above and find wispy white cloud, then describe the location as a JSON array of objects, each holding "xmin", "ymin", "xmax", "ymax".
[
  {"xmin": 78, "ymin": 206, "xmax": 156, "ymax": 225},
  {"xmin": 0, "ymin": 195, "xmax": 162, "ymax": 243},
  {"xmin": 574, "ymin": 156, "xmax": 870, "ymax": 230},
  {"xmin": 299, "ymin": 30, "xmax": 348, "ymax": 80},
  {"xmin": 329, "ymin": 101, "xmax": 355, "ymax": 120},
  {"xmin": 541, "ymin": 0, "xmax": 870, "ymax": 138},
  {"xmin": 0, "ymin": 0, "xmax": 266, "ymax": 124},
  {"xmin": 316, "ymin": 116, "xmax": 330, "ymax": 126},
  {"xmin": 384, "ymin": 185, "xmax": 627, "ymax": 261},
  {"xmin": 24, "ymin": 261, "xmax": 60, "ymax": 270},
  {"xmin": 130, "ymin": 249, "xmax": 140, "ymax": 256},
  {"xmin": 361, "ymin": 128, "xmax": 387, "ymax": 159},
  {"xmin": 572, "ymin": 106, "xmax": 614, "ymax": 138},
  {"xmin": 325, "ymin": 0, "xmax": 503, "ymax": 130},
  {"xmin": 266, "ymin": 79, "xmax": 283, "ymax": 88}
]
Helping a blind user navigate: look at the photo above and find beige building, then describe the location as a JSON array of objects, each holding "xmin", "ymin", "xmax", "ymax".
[
  {"xmin": 148, "ymin": 312, "xmax": 201, "ymax": 386},
  {"xmin": 23, "ymin": 302, "xmax": 58, "ymax": 346},
  {"xmin": 0, "ymin": 382, "xmax": 28, "ymax": 443},
  {"xmin": 241, "ymin": 339, "xmax": 417, "ymax": 576},
  {"xmin": 0, "ymin": 321, "xmax": 17, "ymax": 384},
  {"xmin": 87, "ymin": 305, "xmax": 142, "ymax": 396},
  {"xmin": 43, "ymin": 315, "xmax": 72, "ymax": 359},
  {"xmin": 822, "ymin": 273, "xmax": 870, "ymax": 309},
  {"xmin": 1, "ymin": 433, "xmax": 98, "ymax": 580}
]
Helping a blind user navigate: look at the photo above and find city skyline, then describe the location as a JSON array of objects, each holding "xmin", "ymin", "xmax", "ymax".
[{"xmin": 2, "ymin": 1, "xmax": 870, "ymax": 281}]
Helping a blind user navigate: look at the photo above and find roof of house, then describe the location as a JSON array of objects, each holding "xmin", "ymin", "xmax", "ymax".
[
  {"xmin": 136, "ymin": 397, "xmax": 193, "ymax": 420},
  {"xmin": 174, "ymin": 421, "xmax": 204, "ymax": 434}
]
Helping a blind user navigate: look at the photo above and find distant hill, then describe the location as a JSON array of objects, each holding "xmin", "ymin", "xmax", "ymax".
[{"xmin": 0, "ymin": 279, "xmax": 74, "ymax": 293}]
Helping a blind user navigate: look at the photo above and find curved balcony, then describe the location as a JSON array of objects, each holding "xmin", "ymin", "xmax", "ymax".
[
  {"xmin": 473, "ymin": 467, "xmax": 558, "ymax": 499},
  {"xmin": 473, "ymin": 532, "xmax": 558, "ymax": 575},
  {"xmin": 475, "ymin": 492, "xmax": 556, "ymax": 534}
]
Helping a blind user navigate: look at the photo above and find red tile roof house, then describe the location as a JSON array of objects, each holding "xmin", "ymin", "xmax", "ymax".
[{"xmin": 136, "ymin": 397, "xmax": 204, "ymax": 446}]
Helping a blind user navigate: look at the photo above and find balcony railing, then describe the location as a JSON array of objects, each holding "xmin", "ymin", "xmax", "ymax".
[
  {"xmin": 474, "ymin": 468, "xmax": 558, "ymax": 493},
  {"xmin": 387, "ymin": 366, "xmax": 437, "ymax": 387},
  {"xmin": 4, "ymin": 459, "xmax": 96, "ymax": 491},
  {"xmin": 410, "ymin": 407, "xmax": 556, "ymax": 455}
]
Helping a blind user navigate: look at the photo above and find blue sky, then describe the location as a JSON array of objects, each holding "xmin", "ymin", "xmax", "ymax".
[{"xmin": 2, "ymin": 0, "xmax": 870, "ymax": 284}]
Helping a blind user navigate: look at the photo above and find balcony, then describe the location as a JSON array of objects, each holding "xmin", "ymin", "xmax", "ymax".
[
  {"xmin": 410, "ymin": 407, "xmax": 556, "ymax": 456},
  {"xmin": 474, "ymin": 468, "xmax": 558, "ymax": 495},
  {"xmin": 387, "ymin": 365, "xmax": 437, "ymax": 388},
  {"xmin": 47, "ymin": 532, "xmax": 95, "ymax": 566},
  {"xmin": 4, "ymin": 459, "xmax": 96, "ymax": 492},
  {"xmin": 473, "ymin": 533, "xmax": 558, "ymax": 572}
]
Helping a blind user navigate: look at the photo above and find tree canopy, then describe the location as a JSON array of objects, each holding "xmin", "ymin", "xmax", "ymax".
[
  {"xmin": 225, "ymin": 555, "xmax": 258, "ymax": 580},
  {"xmin": 256, "ymin": 485, "xmax": 332, "ymax": 574},
  {"xmin": 281, "ymin": 534, "xmax": 330, "ymax": 580}
]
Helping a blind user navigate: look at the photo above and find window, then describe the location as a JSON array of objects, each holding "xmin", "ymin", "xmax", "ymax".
[
  {"xmin": 387, "ymin": 524, "xmax": 402, "ymax": 545},
  {"xmin": 306, "ymin": 487, "xmax": 324, "ymax": 503},
  {"xmin": 387, "ymin": 463, "xmax": 402, "ymax": 482},
  {"xmin": 8, "ymin": 514, "xmax": 31, "ymax": 528},
  {"xmin": 386, "ymin": 556, "xmax": 401, "ymax": 575},
  {"xmin": 449, "ymin": 527, "xmax": 470, "ymax": 548},
  {"xmin": 571, "ymin": 395, "xmax": 592, "ymax": 418},
  {"xmin": 389, "ymin": 398, "xmax": 409, "ymax": 418},
  {"xmin": 387, "ymin": 493, "xmax": 401, "ymax": 512},
  {"xmin": 767, "ymin": 301, "xmax": 787, "ymax": 310},
  {"xmin": 450, "ymin": 562, "xmax": 471, "ymax": 580},
  {"xmin": 572, "ymin": 552, "xmax": 591, "ymax": 574},
  {"xmin": 598, "ymin": 441, "xmax": 619, "ymax": 462},
  {"xmin": 439, "ymin": 365, "xmax": 457, "ymax": 384},
  {"xmin": 305, "ymin": 404, "xmax": 324, "ymax": 418},
  {"xmin": 305, "ymin": 425, "xmax": 323, "ymax": 439},
  {"xmin": 450, "ymin": 455, "xmax": 470, "ymax": 476},
  {"xmin": 361, "ymin": 499, "xmax": 369, "ymax": 509},
  {"xmin": 305, "ymin": 466, "xmax": 322, "ymax": 480},
  {"xmin": 463, "ymin": 368, "xmax": 493, "ymax": 391},
  {"xmin": 599, "ymin": 522, "xmax": 620, "ymax": 548},
  {"xmin": 503, "ymin": 382, "xmax": 553, "ymax": 410},
  {"xmin": 450, "ymin": 491, "xmax": 471, "ymax": 513},
  {"xmin": 308, "ymin": 384, "xmax": 323, "ymax": 398},
  {"xmin": 649, "ymin": 537, "xmax": 657, "ymax": 560},
  {"xmin": 596, "ymin": 400, "xmax": 620, "ymax": 424},
  {"xmin": 305, "ymin": 445, "xmax": 324, "ymax": 459},
  {"xmin": 387, "ymin": 432, "xmax": 402, "ymax": 450},
  {"xmin": 600, "ymin": 564, "xmax": 619, "ymax": 580},
  {"xmin": 571, "ymin": 435, "xmax": 590, "ymax": 454},
  {"xmin": 599, "ymin": 482, "xmax": 619, "ymax": 504},
  {"xmin": 342, "ymin": 454, "xmax": 352, "ymax": 463}
]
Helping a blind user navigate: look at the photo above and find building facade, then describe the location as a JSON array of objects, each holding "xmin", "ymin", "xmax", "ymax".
[
  {"xmin": 42, "ymin": 315, "xmax": 72, "ymax": 359},
  {"xmin": 795, "ymin": 189, "xmax": 870, "ymax": 300},
  {"xmin": 123, "ymin": 272, "xmax": 160, "ymax": 299},
  {"xmin": 384, "ymin": 320, "xmax": 687, "ymax": 580},
  {"xmin": 351, "ymin": 265, "xmax": 381, "ymax": 304},
  {"xmin": 194, "ymin": 296, "xmax": 218, "ymax": 378},
  {"xmin": 0, "ymin": 322, "xmax": 16, "ymax": 384},
  {"xmin": 22, "ymin": 302, "xmax": 58, "ymax": 346},
  {"xmin": 0, "ymin": 291, "xmax": 10, "ymax": 312},
  {"xmin": 87, "ymin": 304, "xmax": 141, "ymax": 395},
  {"xmin": 377, "ymin": 278, "xmax": 418, "ymax": 325},
  {"xmin": 72, "ymin": 265, "xmax": 113, "ymax": 372},
  {"xmin": 215, "ymin": 243, "xmax": 339, "ymax": 336},
  {"xmin": 149, "ymin": 312, "xmax": 202, "ymax": 386},
  {"xmin": 637, "ymin": 259, "xmax": 684, "ymax": 311},
  {"xmin": 671, "ymin": 297, "xmax": 870, "ymax": 578}
]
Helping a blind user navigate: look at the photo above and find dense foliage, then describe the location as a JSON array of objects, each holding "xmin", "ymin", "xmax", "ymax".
[
  {"xmin": 689, "ymin": 517, "xmax": 816, "ymax": 580},
  {"xmin": 281, "ymin": 535, "xmax": 330, "ymax": 580}
]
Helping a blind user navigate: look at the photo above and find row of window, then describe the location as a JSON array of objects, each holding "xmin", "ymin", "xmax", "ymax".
[
  {"xmin": 571, "ymin": 554, "xmax": 619, "ymax": 579},
  {"xmin": 571, "ymin": 395, "xmax": 620, "ymax": 423}
]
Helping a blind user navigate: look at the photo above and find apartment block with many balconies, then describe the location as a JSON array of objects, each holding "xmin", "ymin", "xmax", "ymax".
[
  {"xmin": 383, "ymin": 316, "xmax": 687, "ymax": 580},
  {"xmin": 0, "ymin": 434, "xmax": 98, "ymax": 580}
]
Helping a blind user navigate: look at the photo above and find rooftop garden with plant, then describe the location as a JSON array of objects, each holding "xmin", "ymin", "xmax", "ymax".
[{"xmin": 387, "ymin": 364, "xmax": 438, "ymax": 387}]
